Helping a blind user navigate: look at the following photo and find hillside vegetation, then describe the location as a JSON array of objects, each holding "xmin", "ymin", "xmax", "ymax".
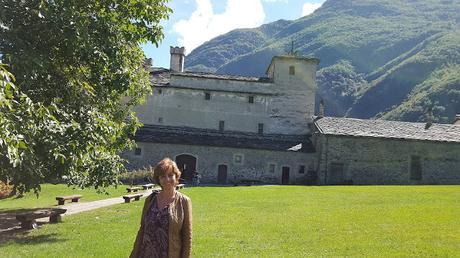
[{"xmin": 185, "ymin": 0, "xmax": 460, "ymax": 123}]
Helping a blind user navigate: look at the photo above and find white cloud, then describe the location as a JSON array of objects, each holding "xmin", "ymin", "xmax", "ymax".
[
  {"xmin": 173, "ymin": 0, "xmax": 266, "ymax": 53},
  {"xmin": 301, "ymin": 2, "xmax": 322, "ymax": 17}
]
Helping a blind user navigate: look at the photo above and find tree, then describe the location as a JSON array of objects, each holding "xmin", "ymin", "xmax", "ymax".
[{"xmin": 0, "ymin": 0, "xmax": 171, "ymax": 194}]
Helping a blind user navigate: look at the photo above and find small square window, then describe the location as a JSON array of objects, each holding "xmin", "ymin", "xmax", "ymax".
[
  {"xmin": 134, "ymin": 147, "xmax": 142, "ymax": 156},
  {"xmin": 248, "ymin": 96, "xmax": 254, "ymax": 103},
  {"xmin": 219, "ymin": 121, "xmax": 225, "ymax": 132},
  {"xmin": 268, "ymin": 163, "xmax": 276, "ymax": 173},
  {"xmin": 233, "ymin": 154, "xmax": 244, "ymax": 165},
  {"xmin": 289, "ymin": 66, "xmax": 295, "ymax": 75},
  {"xmin": 298, "ymin": 165, "xmax": 305, "ymax": 174},
  {"xmin": 205, "ymin": 92, "xmax": 211, "ymax": 100},
  {"xmin": 158, "ymin": 89, "xmax": 162, "ymax": 94},
  {"xmin": 158, "ymin": 117, "xmax": 163, "ymax": 123}
]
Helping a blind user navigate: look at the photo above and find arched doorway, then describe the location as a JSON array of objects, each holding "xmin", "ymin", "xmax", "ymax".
[
  {"xmin": 175, "ymin": 154, "xmax": 197, "ymax": 181},
  {"xmin": 217, "ymin": 164, "xmax": 228, "ymax": 184}
]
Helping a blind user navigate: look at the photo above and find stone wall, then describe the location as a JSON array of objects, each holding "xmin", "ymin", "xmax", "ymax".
[
  {"xmin": 135, "ymin": 56, "xmax": 318, "ymax": 135},
  {"xmin": 122, "ymin": 143, "xmax": 315, "ymax": 185},
  {"xmin": 135, "ymin": 86, "xmax": 273, "ymax": 134},
  {"xmin": 314, "ymin": 134, "xmax": 460, "ymax": 185}
]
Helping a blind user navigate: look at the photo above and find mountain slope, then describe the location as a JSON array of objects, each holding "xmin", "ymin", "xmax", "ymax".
[{"xmin": 184, "ymin": 0, "xmax": 460, "ymax": 122}]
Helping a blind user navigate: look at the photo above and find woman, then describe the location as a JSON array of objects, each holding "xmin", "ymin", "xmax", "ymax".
[{"xmin": 131, "ymin": 158, "xmax": 192, "ymax": 258}]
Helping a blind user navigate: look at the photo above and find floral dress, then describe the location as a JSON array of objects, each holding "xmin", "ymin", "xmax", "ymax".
[{"xmin": 140, "ymin": 197, "xmax": 170, "ymax": 258}]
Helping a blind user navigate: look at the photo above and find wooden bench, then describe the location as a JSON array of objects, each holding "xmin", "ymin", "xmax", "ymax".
[
  {"xmin": 16, "ymin": 208, "xmax": 67, "ymax": 229},
  {"xmin": 126, "ymin": 186, "xmax": 142, "ymax": 193},
  {"xmin": 56, "ymin": 195, "xmax": 82, "ymax": 205},
  {"xmin": 142, "ymin": 183, "xmax": 155, "ymax": 190},
  {"xmin": 123, "ymin": 193, "xmax": 143, "ymax": 203},
  {"xmin": 176, "ymin": 184, "xmax": 185, "ymax": 190}
]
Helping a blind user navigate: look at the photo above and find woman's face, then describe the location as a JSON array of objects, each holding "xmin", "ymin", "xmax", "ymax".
[{"xmin": 159, "ymin": 170, "xmax": 178, "ymax": 190}]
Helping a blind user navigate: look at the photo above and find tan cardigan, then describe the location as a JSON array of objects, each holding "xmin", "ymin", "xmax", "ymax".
[{"xmin": 130, "ymin": 191, "xmax": 192, "ymax": 258}]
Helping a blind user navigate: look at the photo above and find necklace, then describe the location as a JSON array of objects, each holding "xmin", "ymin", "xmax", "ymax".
[{"xmin": 156, "ymin": 191, "xmax": 176, "ymax": 209}]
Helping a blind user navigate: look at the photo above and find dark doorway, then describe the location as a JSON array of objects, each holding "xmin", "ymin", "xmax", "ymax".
[
  {"xmin": 217, "ymin": 164, "xmax": 228, "ymax": 184},
  {"xmin": 175, "ymin": 154, "xmax": 197, "ymax": 181},
  {"xmin": 282, "ymin": 166, "xmax": 290, "ymax": 185}
]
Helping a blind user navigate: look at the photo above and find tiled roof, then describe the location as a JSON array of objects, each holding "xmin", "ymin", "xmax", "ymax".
[
  {"xmin": 148, "ymin": 68, "xmax": 272, "ymax": 87},
  {"xmin": 134, "ymin": 125, "xmax": 315, "ymax": 153},
  {"xmin": 314, "ymin": 117, "xmax": 460, "ymax": 143}
]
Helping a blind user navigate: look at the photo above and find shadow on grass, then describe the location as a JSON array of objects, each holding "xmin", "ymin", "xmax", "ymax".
[{"xmin": 0, "ymin": 208, "xmax": 67, "ymax": 246}]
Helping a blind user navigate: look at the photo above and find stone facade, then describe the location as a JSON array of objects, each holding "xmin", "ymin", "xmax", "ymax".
[
  {"xmin": 124, "ymin": 142, "xmax": 314, "ymax": 185},
  {"xmin": 313, "ymin": 117, "xmax": 460, "ymax": 185},
  {"xmin": 313, "ymin": 135, "xmax": 460, "ymax": 185},
  {"xmin": 134, "ymin": 55, "xmax": 319, "ymax": 135}
]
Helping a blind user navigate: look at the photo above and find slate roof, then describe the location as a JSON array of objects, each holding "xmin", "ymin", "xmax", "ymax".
[
  {"xmin": 149, "ymin": 68, "xmax": 171, "ymax": 87},
  {"xmin": 135, "ymin": 125, "xmax": 315, "ymax": 153},
  {"xmin": 148, "ymin": 68, "xmax": 272, "ymax": 87},
  {"xmin": 314, "ymin": 117, "xmax": 460, "ymax": 143},
  {"xmin": 172, "ymin": 71, "xmax": 272, "ymax": 83}
]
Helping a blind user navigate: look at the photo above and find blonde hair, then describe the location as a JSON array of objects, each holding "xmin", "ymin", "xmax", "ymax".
[{"xmin": 153, "ymin": 158, "xmax": 181, "ymax": 186}]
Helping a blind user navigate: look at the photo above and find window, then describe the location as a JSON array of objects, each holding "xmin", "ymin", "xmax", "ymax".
[
  {"xmin": 134, "ymin": 147, "xmax": 142, "ymax": 156},
  {"xmin": 219, "ymin": 121, "xmax": 225, "ymax": 132},
  {"xmin": 248, "ymin": 96, "xmax": 254, "ymax": 103},
  {"xmin": 268, "ymin": 163, "xmax": 276, "ymax": 173},
  {"xmin": 258, "ymin": 123, "xmax": 264, "ymax": 135},
  {"xmin": 158, "ymin": 89, "xmax": 162, "ymax": 94},
  {"xmin": 233, "ymin": 154, "xmax": 244, "ymax": 165},
  {"xmin": 298, "ymin": 165, "xmax": 305, "ymax": 174},
  {"xmin": 205, "ymin": 92, "xmax": 211, "ymax": 100},
  {"xmin": 289, "ymin": 65, "xmax": 295, "ymax": 75},
  {"xmin": 410, "ymin": 155, "xmax": 422, "ymax": 180},
  {"xmin": 158, "ymin": 117, "xmax": 163, "ymax": 123}
]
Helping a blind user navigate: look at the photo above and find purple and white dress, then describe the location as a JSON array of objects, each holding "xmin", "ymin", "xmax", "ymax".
[{"xmin": 140, "ymin": 197, "xmax": 170, "ymax": 258}]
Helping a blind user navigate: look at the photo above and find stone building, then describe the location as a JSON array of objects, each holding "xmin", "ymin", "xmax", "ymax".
[
  {"xmin": 124, "ymin": 47, "xmax": 319, "ymax": 184},
  {"xmin": 313, "ymin": 117, "xmax": 460, "ymax": 185},
  {"xmin": 124, "ymin": 46, "xmax": 460, "ymax": 185}
]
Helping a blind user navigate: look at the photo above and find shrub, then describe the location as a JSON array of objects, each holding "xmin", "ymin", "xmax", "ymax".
[{"xmin": 119, "ymin": 168, "xmax": 154, "ymax": 186}]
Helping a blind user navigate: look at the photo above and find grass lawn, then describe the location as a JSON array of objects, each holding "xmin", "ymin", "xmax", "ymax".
[
  {"xmin": 0, "ymin": 184, "xmax": 130, "ymax": 210},
  {"xmin": 0, "ymin": 185, "xmax": 459, "ymax": 257}
]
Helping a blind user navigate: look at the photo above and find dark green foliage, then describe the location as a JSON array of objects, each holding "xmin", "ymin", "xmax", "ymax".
[
  {"xmin": 186, "ymin": 0, "xmax": 460, "ymax": 122},
  {"xmin": 316, "ymin": 60, "xmax": 367, "ymax": 116},
  {"xmin": 0, "ymin": 0, "xmax": 171, "ymax": 194}
]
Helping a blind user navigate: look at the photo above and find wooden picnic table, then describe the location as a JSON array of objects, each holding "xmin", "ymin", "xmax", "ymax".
[
  {"xmin": 16, "ymin": 208, "xmax": 67, "ymax": 229},
  {"xmin": 123, "ymin": 193, "xmax": 143, "ymax": 203},
  {"xmin": 56, "ymin": 194, "xmax": 82, "ymax": 205}
]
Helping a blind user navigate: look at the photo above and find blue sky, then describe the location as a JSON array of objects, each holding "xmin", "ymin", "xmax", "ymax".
[{"xmin": 142, "ymin": 0, "xmax": 326, "ymax": 68}]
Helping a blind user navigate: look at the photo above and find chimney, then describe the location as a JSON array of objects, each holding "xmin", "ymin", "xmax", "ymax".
[
  {"xmin": 143, "ymin": 58, "xmax": 153, "ymax": 68},
  {"xmin": 318, "ymin": 99, "xmax": 325, "ymax": 118},
  {"xmin": 170, "ymin": 46, "xmax": 186, "ymax": 72},
  {"xmin": 454, "ymin": 114, "xmax": 460, "ymax": 125},
  {"xmin": 425, "ymin": 107, "xmax": 433, "ymax": 130}
]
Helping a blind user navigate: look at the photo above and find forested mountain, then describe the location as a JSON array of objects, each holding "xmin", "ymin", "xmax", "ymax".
[{"xmin": 185, "ymin": 0, "xmax": 460, "ymax": 123}]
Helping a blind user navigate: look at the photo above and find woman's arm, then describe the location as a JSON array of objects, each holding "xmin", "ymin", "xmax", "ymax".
[{"xmin": 181, "ymin": 197, "xmax": 193, "ymax": 258}]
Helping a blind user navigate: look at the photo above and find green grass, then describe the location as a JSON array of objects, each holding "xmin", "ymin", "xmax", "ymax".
[
  {"xmin": 0, "ymin": 184, "xmax": 129, "ymax": 210},
  {"xmin": 1, "ymin": 185, "xmax": 459, "ymax": 257}
]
